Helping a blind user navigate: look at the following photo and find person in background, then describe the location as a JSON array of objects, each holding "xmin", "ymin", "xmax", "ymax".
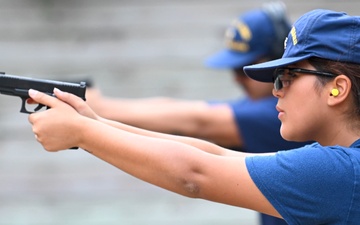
[
  {"xmin": 28, "ymin": 9, "xmax": 360, "ymax": 225},
  {"xmin": 84, "ymin": 3, "xmax": 310, "ymax": 224}
]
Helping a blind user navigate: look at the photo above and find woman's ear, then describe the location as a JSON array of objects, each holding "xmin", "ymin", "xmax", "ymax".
[{"xmin": 327, "ymin": 75, "xmax": 352, "ymax": 106}]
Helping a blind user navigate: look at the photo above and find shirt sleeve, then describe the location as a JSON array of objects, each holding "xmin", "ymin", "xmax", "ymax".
[{"xmin": 245, "ymin": 145, "xmax": 355, "ymax": 224}]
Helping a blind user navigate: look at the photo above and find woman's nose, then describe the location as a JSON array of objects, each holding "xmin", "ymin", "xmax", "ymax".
[{"xmin": 272, "ymin": 88, "xmax": 284, "ymax": 98}]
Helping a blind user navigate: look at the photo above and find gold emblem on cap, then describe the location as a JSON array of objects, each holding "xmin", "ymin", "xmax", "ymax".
[
  {"xmin": 236, "ymin": 20, "xmax": 251, "ymax": 41},
  {"xmin": 284, "ymin": 37, "xmax": 288, "ymax": 50},
  {"xmin": 225, "ymin": 19, "xmax": 252, "ymax": 52},
  {"xmin": 290, "ymin": 26, "xmax": 298, "ymax": 45}
]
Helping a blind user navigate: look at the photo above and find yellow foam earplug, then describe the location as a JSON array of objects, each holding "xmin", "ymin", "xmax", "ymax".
[{"xmin": 331, "ymin": 88, "xmax": 339, "ymax": 97}]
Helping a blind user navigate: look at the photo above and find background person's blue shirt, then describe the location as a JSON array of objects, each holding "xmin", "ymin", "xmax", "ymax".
[{"xmin": 228, "ymin": 96, "xmax": 310, "ymax": 152}]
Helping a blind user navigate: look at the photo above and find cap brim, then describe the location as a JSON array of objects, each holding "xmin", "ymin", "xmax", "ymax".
[
  {"xmin": 243, "ymin": 55, "xmax": 310, "ymax": 82},
  {"xmin": 204, "ymin": 49, "xmax": 264, "ymax": 69}
]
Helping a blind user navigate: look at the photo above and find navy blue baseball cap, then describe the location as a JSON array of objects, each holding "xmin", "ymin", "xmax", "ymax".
[
  {"xmin": 244, "ymin": 9, "xmax": 360, "ymax": 82},
  {"xmin": 204, "ymin": 3, "xmax": 291, "ymax": 69}
]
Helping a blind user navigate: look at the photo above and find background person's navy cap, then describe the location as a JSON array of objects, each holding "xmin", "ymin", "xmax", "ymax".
[
  {"xmin": 244, "ymin": 9, "xmax": 360, "ymax": 82},
  {"xmin": 204, "ymin": 2, "xmax": 291, "ymax": 69}
]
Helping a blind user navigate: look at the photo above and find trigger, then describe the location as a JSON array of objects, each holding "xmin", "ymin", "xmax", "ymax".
[{"xmin": 34, "ymin": 104, "xmax": 45, "ymax": 112}]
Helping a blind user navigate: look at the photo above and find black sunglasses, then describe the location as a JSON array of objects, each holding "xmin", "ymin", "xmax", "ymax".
[{"xmin": 273, "ymin": 67, "xmax": 337, "ymax": 91}]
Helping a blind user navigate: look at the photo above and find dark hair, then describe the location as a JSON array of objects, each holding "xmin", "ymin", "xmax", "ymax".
[{"xmin": 308, "ymin": 57, "xmax": 360, "ymax": 119}]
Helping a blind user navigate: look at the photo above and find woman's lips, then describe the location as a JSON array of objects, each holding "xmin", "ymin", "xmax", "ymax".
[{"xmin": 276, "ymin": 106, "xmax": 284, "ymax": 120}]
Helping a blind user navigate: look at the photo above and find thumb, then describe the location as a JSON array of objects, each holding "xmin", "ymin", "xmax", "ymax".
[
  {"xmin": 53, "ymin": 88, "xmax": 84, "ymax": 106},
  {"xmin": 28, "ymin": 89, "xmax": 58, "ymax": 108},
  {"xmin": 53, "ymin": 88, "xmax": 90, "ymax": 115},
  {"xmin": 53, "ymin": 88, "xmax": 98, "ymax": 120}
]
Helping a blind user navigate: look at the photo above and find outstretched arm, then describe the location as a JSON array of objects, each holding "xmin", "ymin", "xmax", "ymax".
[
  {"xmin": 86, "ymin": 88, "xmax": 242, "ymax": 148},
  {"xmin": 28, "ymin": 89, "xmax": 279, "ymax": 218}
]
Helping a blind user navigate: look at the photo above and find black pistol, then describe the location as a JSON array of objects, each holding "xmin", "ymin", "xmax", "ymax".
[{"xmin": 0, "ymin": 72, "xmax": 86, "ymax": 114}]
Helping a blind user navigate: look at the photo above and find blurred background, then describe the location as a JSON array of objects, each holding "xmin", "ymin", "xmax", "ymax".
[{"xmin": 0, "ymin": 0, "xmax": 358, "ymax": 224}]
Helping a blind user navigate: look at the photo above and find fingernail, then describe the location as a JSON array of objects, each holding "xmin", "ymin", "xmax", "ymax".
[
  {"xmin": 53, "ymin": 88, "xmax": 62, "ymax": 95},
  {"xmin": 28, "ymin": 89, "xmax": 39, "ymax": 97}
]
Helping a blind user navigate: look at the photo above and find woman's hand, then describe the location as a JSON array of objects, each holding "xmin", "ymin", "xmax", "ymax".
[{"xmin": 28, "ymin": 88, "xmax": 98, "ymax": 151}]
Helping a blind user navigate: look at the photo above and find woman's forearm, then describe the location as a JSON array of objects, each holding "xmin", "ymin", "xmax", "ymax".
[
  {"xmin": 97, "ymin": 116, "xmax": 244, "ymax": 157},
  {"xmin": 78, "ymin": 117, "xmax": 220, "ymax": 197}
]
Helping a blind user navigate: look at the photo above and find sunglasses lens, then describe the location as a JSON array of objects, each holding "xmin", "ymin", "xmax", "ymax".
[
  {"xmin": 274, "ymin": 76, "xmax": 282, "ymax": 91},
  {"xmin": 273, "ymin": 68, "xmax": 284, "ymax": 91}
]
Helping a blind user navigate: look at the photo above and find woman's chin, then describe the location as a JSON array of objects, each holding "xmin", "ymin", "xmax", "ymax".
[{"xmin": 280, "ymin": 127, "xmax": 297, "ymax": 142}]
